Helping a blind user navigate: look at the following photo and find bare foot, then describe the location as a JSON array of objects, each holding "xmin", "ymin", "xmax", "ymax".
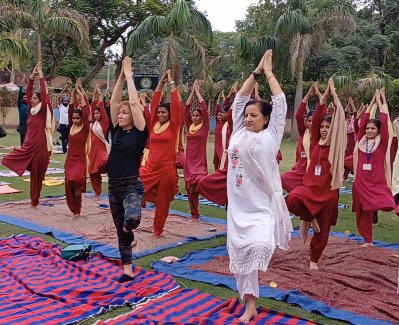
[
  {"xmin": 300, "ymin": 220, "xmax": 311, "ymax": 244},
  {"xmin": 360, "ymin": 242, "xmax": 373, "ymax": 247},
  {"xmin": 239, "ymin": 295, "xmax": 257, "ymax": 323},
  {"xmin": 72, "ymin": 213, "xmax": 80, "ymax": 218},
  {"xmin": 312, "ymin": 218, "xmax": 320, "ymax": 233},
  {"xmin": 309, "ymin": 261, "xmax": 319, "ymax": 270}
]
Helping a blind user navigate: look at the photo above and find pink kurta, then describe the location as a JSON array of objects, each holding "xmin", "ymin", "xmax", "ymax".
[
  {"xmin": 213, "ymin": 96, "xmax": 230, "ymax": 170},
  {"xmin": 281, "ymin": 101, "xmax": 308, "ymax": 192},
  {"xmin": 89, "ymin": 101, "xmax": 109, "ymax": 174},
  {"xmin": 184, "ymin": 101, "xmax": 209, "ymax": 189},
  {"xmin": 352, "ymin": 112, "xmax": 395, "ymax": 212}
]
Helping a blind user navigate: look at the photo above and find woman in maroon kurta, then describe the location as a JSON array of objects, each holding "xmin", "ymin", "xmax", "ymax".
[
  {"xmin": 184, "ymin": 81, "xmax": 210, "ymax": 218},
  {"xmin": 286, "ymin": 79, "xmax": 346, "ymax": 270},
  {"xmin": 281, "ymin": 83, "xmax": 320, "ymax": 192},
  {"xmin": 140, "ymin": 70, "xmax": 180, "ymax": 237},
  {"xmin": 213, "ymin": 85, "xmax": 234, "ymax": 170},
  {"xmin": 65, "ymin": 81, "xmax": 90, "ymax": 216},
  {"xmin": 196, "ymin": 107, "xmax": 233, "ymax": 206},
  {"xmin": 352, "ymin": 89, "xmax": 395, "ymax": 246},
  {"xmin": 2, "ymin": 62, "xmax": 52, "ymax": 207},
  {"xmin": 89, "ymin": 85, "xmax": 109, "ymax": 196}
]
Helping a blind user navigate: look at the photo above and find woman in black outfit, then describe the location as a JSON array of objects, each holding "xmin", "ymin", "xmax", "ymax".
[{"xmin": 108, "ymin": 56, "xmax": 147, "ymax": 283}]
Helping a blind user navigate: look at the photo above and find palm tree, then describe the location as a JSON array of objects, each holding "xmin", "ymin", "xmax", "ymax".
[
  {"xmin": 0, "ymin": 0, "xmax": 89, "ymax": 63},
  {"xmin": 0, "ymin": 34, "xmax": 29, "ymax": 83},
  {"xmin": 275, "ymin": 0, "xmax": 356, "ymax": 139},
  {"xmin": 127, "ymin": 0, "xmax": 212, "ymax": 84}
]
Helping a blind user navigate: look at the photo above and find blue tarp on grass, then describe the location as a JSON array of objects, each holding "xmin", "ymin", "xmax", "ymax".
[{"xmin": 152, "ymin": 235, "xmax": 397, "ymax": 325}]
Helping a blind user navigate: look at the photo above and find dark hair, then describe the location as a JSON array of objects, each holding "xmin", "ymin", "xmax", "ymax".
[
  {"xmin": 157, "ymin": 103, "xmax": 170, "ymax": 114},
  {"xmin": 305, "ymin": 111, "xmax": 314, "ymax": 119},
  {"xmin": 33, "ymin": 92, "xmax": 41, "ymax": 101},
  {"xmin": 192, "ymin": 108, "xmax": 203, "ymax": 116},
  {"xmin": 367, "ymin": 119, "xmax": 381, "ymax": 130},
  {"xmin": 93, "ymin": 106, "xmax": 101, "ymax": 113},
  {"xmin": 72, "ymin": 109, "xmax": 82, "ymax": 117},
  {"xmin": 22, "ymin": 92, "xmax": 26, "ymax": 96},
  {"xmin": 222, "ymin": 103, "xmax": 232, "ymax": 112},
  {"xmin": 321, "ymin": 115, "xmax": 332, "ymax": 124},
  {"xmin": 244, "ymin": 99, "xmax": 273, "ymax": 129}
]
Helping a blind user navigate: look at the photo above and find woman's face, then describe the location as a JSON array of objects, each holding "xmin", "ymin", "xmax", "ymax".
[
  {"xmin": 305, "ymin": 116, "xmax": 313, "ymax": 130},
  {"xmin": 31, "ymin": 93, "xmax": 40, "ymax": 107},
  {"xmin": 366, "ymin": 122, "xmax": 379, "ymax": 139},
  {"xmin": 72, "ymin": 112, "xmax": 82, "ymax": 126},
  {"xmin": 157, "ymin": 107, "xmax": 170, "ymax": 125},
  {"xmin": 320, "ymin": 120, "xmax": 330, "ymax": 139},
  {"xmin": 191, "ymin": 110, "xmax": 203, "ymax": 126},
  {"xmin": 118, "ymin": 104, "xmax": 134, "ymax": 129},
  {"xmin": 244, "ymin": 104, "xmax": 269, "ymax": 133},
  {"xmin": 93, "ymin": 109, "xmax": 101, "ymax": 121}
]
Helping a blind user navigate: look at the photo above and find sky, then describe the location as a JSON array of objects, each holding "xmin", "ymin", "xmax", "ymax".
[{"xmin": 195, "ymin": 0, "xmax": 256, "ymax": 32}]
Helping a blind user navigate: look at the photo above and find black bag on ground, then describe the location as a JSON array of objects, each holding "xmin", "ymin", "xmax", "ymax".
[{"xmin": 0, "ymin": 127, "xmax": 6, "ymax": 138}]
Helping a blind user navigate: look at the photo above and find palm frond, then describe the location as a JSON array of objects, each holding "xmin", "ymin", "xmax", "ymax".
[
  {"xmin": 210, "ymin": 54, "xmax": 235, "ymax": 69},
  {"xmin": 0, "ymin": 4, "xmax": 34, "ymax": 27},
  {"xmin": 252, "ymin": 36, "xmax": 281, "ymax": 58},
  {"xmin": 357, "ymin": 72, "xmax": 393, "ymax": 96},
  {"xmin": 160, "ymin": 34, "xmax": 181, "ymax": 84},
  {"xmin": 275, "ymin": 9, "xmax": 310, "ymax": 36},
  {"xmin": 0, "ymin": 35, "xmax": 29, "ymax": 61},
  {"xmin": 45, "ymin": 16, "xmax": 90, "ymax": 53},
  {"xmin": 235, "ymin": 33, "xmax": 251, "ymax": 60},
  {"xmin": 167, "ymin": 0, "xmax": 191, "ymax": 31},
  {"xmin": 127, "ymin": 16, "xmax": 168, "ymax": 55},
  {"xmin": 31, "ymin": 0, "xmax": 46, "ymax": 27},
  {"xmin": 190, "ymin": 10, "xmax": 213, "ymax": 40},
  {"xmin": 289, "ymin": 33, "xmax": 312, "ymax": 76},
  {"xmin": 180, "ymin": 31, "xmax": 207, "ymax": 80},
  {"xmin": 332, "ymin": 73, "xmax": 355, "ymax": 89}
]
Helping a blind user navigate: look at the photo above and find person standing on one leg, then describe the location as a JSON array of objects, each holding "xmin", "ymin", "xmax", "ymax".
[
  {"xmin": 227, "ymin": 50, "xmax": 292, "ymax": 323},
  {"xmin": 108, "ymin": 56, "xmax": 147, "ymax": 282}
]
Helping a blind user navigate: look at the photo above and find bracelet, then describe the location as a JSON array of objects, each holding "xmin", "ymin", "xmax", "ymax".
[
  {"xmin": 267, "ymin": 74, "xmax": 276, "ymax": 82},
  {"xmin": 168, "ymin": 81, "xmax": 175, "ymax": 85}
]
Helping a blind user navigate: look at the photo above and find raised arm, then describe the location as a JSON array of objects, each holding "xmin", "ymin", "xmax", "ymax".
[
  {"xmin": 110, "ymin": 69, "xmax": 125, "ymax": 127},
  {"xmin": 262, "ymin": 50, "xmax": 286, "ymax": 144},
  {"xmin": 150, "ymin": 71, "xmax": 167, "ymax": 127},
  {"xmin": 184, "ymin": 103, "xmax": 192, "ymax": 129},
  {"xmin": 200, "ymin": 99, "xmax": 210, "ymax": 129},
  {"xmin": 123, "ymin": 57, "xmax": 146, "ymax": 131},
  {"xmin": 185, "ymin": 82, "xmax": 196, "ymax": 106},
  {"xmin": 167, "ymin": 70, "xmax": 180, "ymax": 130},
  {"xmin": 376, "ymin": 88, "xmax": 389, "ymax": 147}
]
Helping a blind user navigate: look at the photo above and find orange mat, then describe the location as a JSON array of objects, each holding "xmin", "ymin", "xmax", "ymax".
[{"xmin": 0, "ymin": 185, "xmax": 22, "ymax": 195}]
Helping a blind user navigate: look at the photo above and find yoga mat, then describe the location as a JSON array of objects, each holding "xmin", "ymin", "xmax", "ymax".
[
  {"xmin": 152, "ymin": 231, "xmax": 398, "ymax": 325},
  {"xmin": 96, "ymin": 288, "xmax": 316, "ymax": 325},
  {"xmin": 0, "ymin": 185, "xmax": 21, "ymax": 194},
  {"xmin": 0, "ymin": 167, "xmax": 64, "ymax": 177},
  {"xmin": 0, "ymin": 234, "xmax": 178, "ymax": 325}
]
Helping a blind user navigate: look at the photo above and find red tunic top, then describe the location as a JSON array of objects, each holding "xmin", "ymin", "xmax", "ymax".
[
  {"xmin": 196, "ymin": 109, "xmax": 233, "ymax": 206},
  {"xmin": 287, "ymin": 103, "xmax": 339, "ymax": 225},
  {"xmin": 2, "ymin": 78, "xmax": 50, "ymax": 176},
  {"xmin": 213, "ymin": 96, "xmax": 230, "ymax": 170},
  {"xmin": 176, "ymin": 100, "xmax": 185, "ymax": 169},
  {"xmin": 184, "ymin": 101, "xmax": 209, "ymax": 188},
  {"xmin": 89, "ymin": 100, "xmax": 109, "ymax": 174},
  {"xmin": 352, "ymin": 112, "xmax": 395, "ymax": 212},
  {"xmin": 143, "ymin": 105, "xmax": 151, "ymax": 149},
  {"xmin": 65, "ymin": 99, "xmax": 90, "ymax": 190},
  {"xmin": 140, "ymin": 90, "xmax": 180, "ymax": 202},
  {"xmin": 281, "ymin": 101, "xmax": 308, "ymax": 192}
]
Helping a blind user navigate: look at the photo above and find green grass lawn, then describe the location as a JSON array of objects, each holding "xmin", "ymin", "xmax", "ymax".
[{"xmin": 1, "ymin": 132, "xmax": 398, "ymax": 325}]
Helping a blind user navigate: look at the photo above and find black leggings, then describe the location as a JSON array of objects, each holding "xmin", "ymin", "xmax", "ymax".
[{"xmin": 108, "ymin": 177, "xmax": 143, "ymax": 265}]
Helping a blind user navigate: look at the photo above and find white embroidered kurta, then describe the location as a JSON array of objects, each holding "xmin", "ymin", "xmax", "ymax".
[{"xmin": 227, "ymin": 92, "xmax": 293, "ymax": 275}]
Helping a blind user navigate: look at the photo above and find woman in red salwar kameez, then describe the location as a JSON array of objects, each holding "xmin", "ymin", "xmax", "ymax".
[
  {"xmin": 140, "ymin": 70, "xmax": 180, "ymax": 237},
  {"xmin": 65, "ymin": 80, "xmax": 90, "ymax": 217},
  {"xmin": 286, "ymin": 79, "xmax": 347, "ymax": 270},
  {"xmin": 183, "ymin": 81, "xmax": 210, "ymax": 219},
  {"xmin": 281, "ymin": 82, "xmax": 321, "ymax": 192},
  {"xmin": 2, "ymin": 62, "xmax": 53, "ymax": 207},
  {"xmin": 88, "ymin": 85, "xmax": 109, "ymax": 196},
  {"xmin": 352, "ymin": 88, "xmax": 395, "ymax": 246}
]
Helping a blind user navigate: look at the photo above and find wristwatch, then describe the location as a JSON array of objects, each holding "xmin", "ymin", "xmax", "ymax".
[{"xmin": 251, "ymin": 71, "xmax": 261, "ymax": 80}]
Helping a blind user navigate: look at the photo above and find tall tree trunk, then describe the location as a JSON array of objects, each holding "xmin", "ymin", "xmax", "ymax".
[
  {"xmin": 291, "ymin": 66, "xmax": 304, "ymax": 140},
  {"xmin": 37, "ymin": 32, "xmax": 42, "ymax": 62},
  {"xmin": 10, "ymin": 58, "xmax": 15, "ymax": 84}
]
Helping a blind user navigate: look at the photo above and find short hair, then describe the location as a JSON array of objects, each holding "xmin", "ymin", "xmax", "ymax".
[
  {"xmin": 367, "ymin": 118, "xmax": 381, "ymax": 130},
  {"xmin": 72, "ymin": 109, "xmax": 82, "ymax": 117},
  {"xmin": 321, "ymin": 115, "xmax": 332, "ymax": 124},
  {"xmin": 192, "ymin": 108, "xmax": 203, "ymax": 116},
  {"xmin": 244, "ymin": 99, "xmax": 273, "ymax": 129}
]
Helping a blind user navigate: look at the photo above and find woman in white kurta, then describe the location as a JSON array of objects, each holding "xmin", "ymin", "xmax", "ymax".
[{"xmin": 227, "ymin": 50, "xmax": 293, "ymax": 323}]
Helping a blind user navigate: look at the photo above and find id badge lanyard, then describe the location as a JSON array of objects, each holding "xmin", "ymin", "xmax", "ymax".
[
  {"xmin": 315, "ymin": 147, "xmax": 323, "ymax": 176},
  {"xmin": 363, "ymin": 139, "xmax": 374, "ymax": 171}
]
